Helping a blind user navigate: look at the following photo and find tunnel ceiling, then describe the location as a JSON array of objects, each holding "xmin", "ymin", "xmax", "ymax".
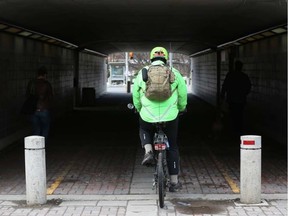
[{"xmin": 0, "ymin": 0, "xmax": 286, "ymax": 56}]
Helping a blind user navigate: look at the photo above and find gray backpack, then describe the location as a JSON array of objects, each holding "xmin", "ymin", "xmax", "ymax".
[{"xmin": 142, "ymin": 65, "xmax": 175, "ymax": 101}]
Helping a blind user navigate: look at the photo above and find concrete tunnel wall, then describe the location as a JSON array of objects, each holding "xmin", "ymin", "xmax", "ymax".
[
  {"xmin": 192, "ymin": 33, "xmax": 287, "ymax": 145},
  {"xmin": 0, "ymin": 31, "xmax": 286, "ymax": 150},
  {"xmin": 0, "ymin": 31, "xmax": 107, "ymax": 149}
]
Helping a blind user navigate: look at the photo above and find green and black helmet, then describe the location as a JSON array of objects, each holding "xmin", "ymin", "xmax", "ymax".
[{"xmin": 150, "ymin": 47, "xmax": 168, "ymax": 63}]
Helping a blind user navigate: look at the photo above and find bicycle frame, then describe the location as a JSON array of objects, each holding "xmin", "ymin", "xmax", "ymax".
[{"xmin": 152, "ymin": 122, "xmax": 170, "ymax": 208}]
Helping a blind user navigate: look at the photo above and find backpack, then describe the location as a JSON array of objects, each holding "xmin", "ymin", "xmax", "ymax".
[
  {"xmin": 142, "ymin": 65, "xmax": 175, "ymax": 101},
  {"xmin": 20, "ymin": 80, "xmax": 38, "ymax": 115}
]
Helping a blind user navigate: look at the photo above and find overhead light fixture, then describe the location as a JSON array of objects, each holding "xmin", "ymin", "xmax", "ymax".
[
  {"xmin": 18, "ymin": 31, "xmax": 32, "ymax": 37},
  {"xmin": 238, "ymin": 39, "xmax": 249, "ymax": 44},
  {"xmin": 252, "ymin": 35, "xmax": 264, "ymax": 40},
  {"xmin": 246, "ymin": 37, "xmax": 256, "ymax": 42},
  {"xmin": 47, "ymin": 39, "xmax": 56, "ymax": 43},
  {"xmin": 39, "ymin": 36, "xmax": 49, "ymax": 41},
  {"xmin": 30, "ymin": 34, "xmax": 42, "ymax": 39},
  {"xmin": 261, "ymin": 31, "xmax": 275, "ymax": 37},
  {"xmin": 83, "ymin": 48, "xmax": 107, "ymax": 57},
  {"xmin": 190, "ymin": 48, "xmax": 212, "ymax": 57},
  {"xmin": 53, "ymin": 41, "xmax": 62, "ymax": 45},
  {"xmin": 0, "ymin": 22, "xmax": 78, "ymax": 50},
  {"xmin": 271, "ymin": 28, "xmax": 287, "ymax": 34},
  {"xmin": 216, "ymin": 24, "xmax": 286, "ymax": 52},
  {"xmin": 5, "ymin": 27, "xmax": 21, "ymax": 33}
]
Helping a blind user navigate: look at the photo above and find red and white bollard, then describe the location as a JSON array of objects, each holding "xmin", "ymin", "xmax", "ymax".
[{"xmin": 240, "ymin": 135, "xmax": 262, "ymax": 204}]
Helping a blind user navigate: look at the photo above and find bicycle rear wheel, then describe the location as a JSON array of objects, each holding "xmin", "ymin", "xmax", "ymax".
[{"xmin": 157, "ymin": 152, "xmax": 165, "ymax": 208}]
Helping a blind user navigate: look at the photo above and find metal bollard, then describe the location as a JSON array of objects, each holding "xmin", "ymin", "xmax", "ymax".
[
  {"xmin": 240, "ymin": 135, "xmax": 261, "ymax": 204},
  {"xmin": 127, "ymin": 80, "xmax": 131, "ymax": 93},
  {"xmin": 24, "ymin": 136, "xmax": 47, "ymax": 205}
]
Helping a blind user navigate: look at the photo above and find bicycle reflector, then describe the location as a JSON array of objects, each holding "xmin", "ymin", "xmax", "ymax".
[{"xmin": 154, "ymin": 143, "xmax": 167, "ymax": 150}]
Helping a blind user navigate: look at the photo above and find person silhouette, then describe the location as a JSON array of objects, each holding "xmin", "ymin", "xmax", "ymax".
[
  {"xmin": 25, "ymin": 66, "xmax": 53, "ymax": 144},
  {"xmin": 220, "ymin": 60, "xmax": 251, "ymax": 139}
]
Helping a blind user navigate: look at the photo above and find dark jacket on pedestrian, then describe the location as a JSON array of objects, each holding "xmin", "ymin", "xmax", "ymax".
[{"xmin": 221, "ymin": 61, "xmax": 251, "ymax": 104}]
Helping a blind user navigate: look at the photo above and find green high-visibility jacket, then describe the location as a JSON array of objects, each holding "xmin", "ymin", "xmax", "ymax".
[{"xmin": 132, "ymin": 60, "xmax": 187, "ymax": 123}]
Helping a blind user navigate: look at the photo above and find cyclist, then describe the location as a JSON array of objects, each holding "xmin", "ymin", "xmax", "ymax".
[{"xmin": 132, "ymin": 46, "xmax": 187, "ymax": 192}]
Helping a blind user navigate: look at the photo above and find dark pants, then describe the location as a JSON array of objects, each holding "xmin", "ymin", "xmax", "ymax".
[
  {"xmin": 139, "ymin": 117, "xmax": 180, "ymax": 175},
  {"xmin": 30, "ymin": 110, "xmax": 51, "ymax": 144},
  {"xmin": 228, "ymin": 103, "xmax": 245, "ymax": 138}
]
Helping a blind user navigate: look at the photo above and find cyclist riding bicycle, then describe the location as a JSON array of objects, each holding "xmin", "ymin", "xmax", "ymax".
[{"xmin": 132, "ymin": 46, "xmax": 187, "ymax": 192}]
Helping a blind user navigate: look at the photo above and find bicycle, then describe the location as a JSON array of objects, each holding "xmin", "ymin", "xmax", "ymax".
[
  {"xmin": 152, "ymin": 121, "xmax": 170, "ymax": 208},
  {"xmin": 127, "ymin": 103, "xmax": 170, "ymax": 208}
]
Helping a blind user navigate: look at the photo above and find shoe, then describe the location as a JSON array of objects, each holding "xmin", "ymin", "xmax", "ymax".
[
  {"xmin": 169, "ymin": 182, "xmax": 182, "ymax": 192},
  {"xmin": 141, "ymin": 151, "xmax": 154, "ymax": 166}
]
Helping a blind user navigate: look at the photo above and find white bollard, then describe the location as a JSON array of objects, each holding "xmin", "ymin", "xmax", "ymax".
[
  {"xmin": 24, "ymin": 136, "xmax": 47, "ymax": 205},
  {"xmin": 240, "ymin": 135, "xmax": 261, "ymax": 204}
]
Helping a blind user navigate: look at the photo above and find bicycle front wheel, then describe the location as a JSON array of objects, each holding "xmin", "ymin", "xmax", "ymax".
[{"xmin": 157, "ymin": 152, "xmax": 165, "ymax": 208}]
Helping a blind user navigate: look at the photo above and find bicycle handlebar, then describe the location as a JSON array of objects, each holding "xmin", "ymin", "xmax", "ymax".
[
  {"xmin": 127, "ymin": 103, "xmax": 187, "ymax": 116},
  {"xmin": 127, "ymin": 103, "xmax": 138, "ymax": 114},
  {"xmin": 127, "ymin": 103, "xmax": 134, "ymax": 110}
]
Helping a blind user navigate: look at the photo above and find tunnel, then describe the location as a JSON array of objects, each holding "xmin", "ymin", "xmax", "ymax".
[{"xmin": 0, "ymin": 0, "xmax": 286, "ymax": 207}]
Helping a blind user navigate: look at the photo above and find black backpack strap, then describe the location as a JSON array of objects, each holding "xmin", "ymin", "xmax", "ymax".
[{"xmin": 142, "ymin": 67, "xmax": 148, "ymax": 82}]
